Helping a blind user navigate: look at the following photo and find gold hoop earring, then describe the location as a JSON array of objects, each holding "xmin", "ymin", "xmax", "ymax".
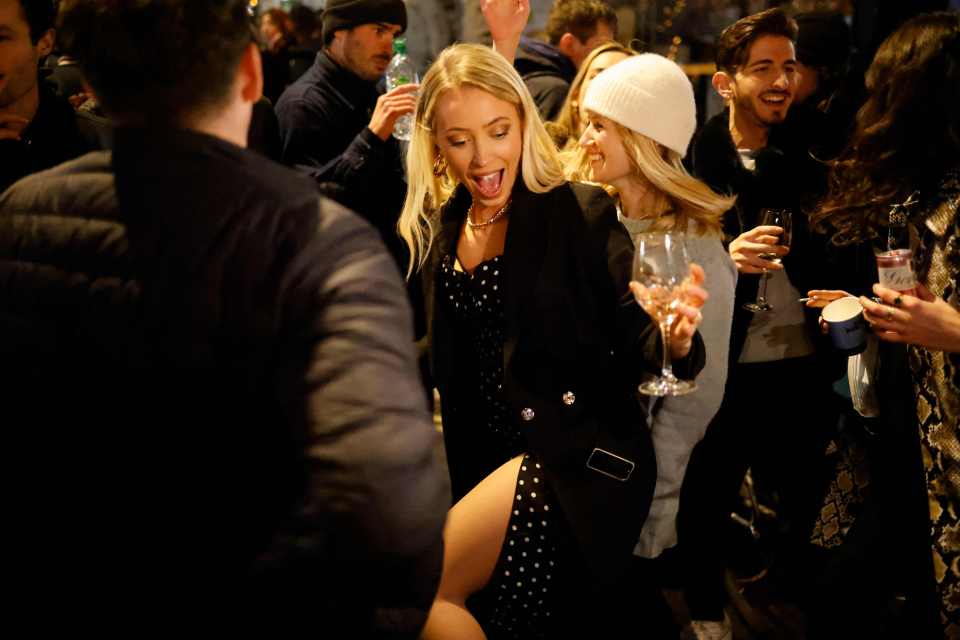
[{"xmin": 433, "ymin": 154, "xmax": 447, "ymax": 178}]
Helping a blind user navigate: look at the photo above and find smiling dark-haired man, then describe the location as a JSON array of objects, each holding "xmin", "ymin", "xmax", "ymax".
[{"xmin": 679, "ymin": 8, "xmax": 841, "ymax": 638}]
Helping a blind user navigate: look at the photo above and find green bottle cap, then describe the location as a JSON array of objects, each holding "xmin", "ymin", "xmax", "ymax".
[{"xmin": 393, "ymin": 37, "xmax": 407, "ymax": 55}]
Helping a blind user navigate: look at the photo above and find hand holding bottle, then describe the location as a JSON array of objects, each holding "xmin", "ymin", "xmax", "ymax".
[
  {"xmin": 382, "ymin": 37, "xmax": 419, "ymax": 141},
  {"xmin": 368, "ymin": 84, "xmax": 419, "ymax": 142}
]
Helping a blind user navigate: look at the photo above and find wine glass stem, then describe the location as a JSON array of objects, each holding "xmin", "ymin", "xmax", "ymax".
[
  {"xmin": 758, "ymin": 269, "xmax": 769, "ymax": 305},
  {"xmin": 659, "ymin": 321, "xmax": 678, "ymax": 382}
]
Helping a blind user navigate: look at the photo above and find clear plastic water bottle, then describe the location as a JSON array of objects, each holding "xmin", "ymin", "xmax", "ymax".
[{"xmin": 384, "ymin": 37, "xmax": 418, "ymax": 141}]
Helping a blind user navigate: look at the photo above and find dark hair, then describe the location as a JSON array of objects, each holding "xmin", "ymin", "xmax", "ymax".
[
  {"xmin": 56, "ymin": 0, "xmax": 251, "ymax": 124},
  {"xmin": 813, "ymin": 12, "xmax": 960, "ymax": 245},
  {"xmin": 19, "ymin": 0, "xmax": 57, "ymax": 44},
  {"xmin": 263, "ymin": 8, "xmax": 293, "ymax": 35},
  {"xmin": 715, "ymin": 7, "xmax": 798, "ymax": 73},
  {"xmin": 289, "ymin": 3, "xmax": 320, "ymax": 43},
  {"xmin": 261, "ymin": 8, "xmax": 294, "ymax": 51},
  {"xmin": 544, "ymin": 0, "xmax": 617, "ymax": 47}
]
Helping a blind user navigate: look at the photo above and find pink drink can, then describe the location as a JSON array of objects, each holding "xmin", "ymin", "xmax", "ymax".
[{"xmin": 876, "ymin": 249, "xmax": 918, "ymax": 295}]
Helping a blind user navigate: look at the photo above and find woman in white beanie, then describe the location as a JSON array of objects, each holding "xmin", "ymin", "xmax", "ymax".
[{"xmin": 571, "ymin": 53, "xmax": 739, "ymax": 636}]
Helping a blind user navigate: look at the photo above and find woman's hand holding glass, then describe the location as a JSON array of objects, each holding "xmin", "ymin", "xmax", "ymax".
[
  {"xmin": 628, "ymin": 231, "xmax": 706, "ymax": 396},
  {"xmin": 632, "ymin": 263, "xmax": 708, "ymax": 360}
]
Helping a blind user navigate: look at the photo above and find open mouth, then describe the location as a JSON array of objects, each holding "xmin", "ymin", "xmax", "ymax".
[
  {"xmin": 472, "ymin": 169, "xmax": 504, "ymax": 199},
  {"xmin": 759, "ymin": 92, "xmax": 790, "ymax": 107}
]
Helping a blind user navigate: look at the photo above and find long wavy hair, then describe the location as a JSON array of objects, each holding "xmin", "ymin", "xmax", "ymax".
[
  {"xmin": 398, "ymin": 44, "xmax": 566, "ymax": 277},
  {"xmin": 545, "ymin": 41, "xmax": 636, "ymax": 151},
  {"xmin": 567, "ymin": 121, "xmax": 734, "ymax": 236},
  {"xmin": 813, "ymin": 12, "xmax": 960, "ymax": 245}
]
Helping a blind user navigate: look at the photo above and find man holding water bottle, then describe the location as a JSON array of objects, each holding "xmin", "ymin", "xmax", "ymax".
[{"xmin": 276, "ymin": 0, "xmax": 416, "ymax": 268}]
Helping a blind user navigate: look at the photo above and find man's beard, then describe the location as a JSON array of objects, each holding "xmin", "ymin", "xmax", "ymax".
[
  {"xmin": 734, "ymin": 91, "xmax": 787, "ymax": 129},
  {"xmin": 344, "ymin": 45, "xmax": 389, "ymax": 83}
]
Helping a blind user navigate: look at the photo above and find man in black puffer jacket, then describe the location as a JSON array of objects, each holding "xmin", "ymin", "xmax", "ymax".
[{"xmin": 0, "ymin": 0, "xmax": 449, "ymax": 634}]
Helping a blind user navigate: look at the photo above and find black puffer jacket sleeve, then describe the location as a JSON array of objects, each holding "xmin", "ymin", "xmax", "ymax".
[{"xmin": 258, "ymin": 197, "xmax": 450, "ymax": 635}]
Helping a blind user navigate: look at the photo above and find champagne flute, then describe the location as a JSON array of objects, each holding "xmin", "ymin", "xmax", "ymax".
[
  {"xmin": 632, "ymin": 231, "xmax": 697, "ymax": 397},
  {"xmin": 743, "ymin": 208, "xmax": 792, "ymax": 313}
]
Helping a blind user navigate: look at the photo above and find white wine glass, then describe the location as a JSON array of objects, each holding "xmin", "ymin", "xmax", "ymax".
[
  {"xmin": 632, "ymin": 231, "xmax": 697, "ymax": 397},
  {"xmin": 743, "ymin": 208, "xmax": 793, "ymax": 313}
]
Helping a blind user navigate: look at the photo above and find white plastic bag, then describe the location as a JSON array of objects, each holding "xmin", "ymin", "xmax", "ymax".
[{"xmin": 848, "ymin": 334, "xmax": 881, "ymax": 418}]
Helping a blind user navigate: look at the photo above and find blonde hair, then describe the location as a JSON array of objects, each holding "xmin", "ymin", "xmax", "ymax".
[
  {"xmin": 568, "ymin": 119, "xmax": 735, "ymax": 235},
  {"xmin": 398, "ymin": 44, "xmax": 565, "ymax": 277},
  {"xmin": 545, "ymin": 41, "xmax": 636, "ymax": 152}
]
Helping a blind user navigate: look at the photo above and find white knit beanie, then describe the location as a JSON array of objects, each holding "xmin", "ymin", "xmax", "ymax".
[{"xmin": 583, "ymin": 53, "xmax": 697, "ymax": 157}]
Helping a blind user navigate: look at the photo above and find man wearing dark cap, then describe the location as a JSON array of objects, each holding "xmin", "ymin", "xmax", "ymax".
[{"xmin": 275, "ymin": 0, "xmax": 415, "ymax": 264}]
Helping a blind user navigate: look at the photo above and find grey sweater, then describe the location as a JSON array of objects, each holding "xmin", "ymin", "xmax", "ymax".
[{"xmin": 619, "ymin": 214, "xmax": 737, "ymax": 558}]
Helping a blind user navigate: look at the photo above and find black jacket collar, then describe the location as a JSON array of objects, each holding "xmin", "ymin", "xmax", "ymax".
[
  {"xmin": 23, "ymin": 81, "xmax": 78, "ymax": 144},
  {"xmin": 0, "ymin": 80, "xmax": 86, "ymax": 192},
  {"xmin": 311, "ymin": 50, "xmax": 381, "ymax": 107},
  {"xmin": 692, "ymin": 109, "xmax": 797, "ymax": 236},
  {"xmin": 112, "ymin": 126, "xmax": 319, "ymax": 271},
  {"xmin": 692, "ymin": 110, "xmax": 742, "ymax": 193}
]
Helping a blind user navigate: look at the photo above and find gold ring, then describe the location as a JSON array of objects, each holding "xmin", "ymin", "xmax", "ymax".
[{"xmin": 886, "ymin": 310, "xmax": 894, "ymax": 321}]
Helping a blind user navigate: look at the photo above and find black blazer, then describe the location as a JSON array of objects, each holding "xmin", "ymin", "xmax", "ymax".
[{"xmin": 421, "ymin": 181, "xmax": 704, "ymax": 588}]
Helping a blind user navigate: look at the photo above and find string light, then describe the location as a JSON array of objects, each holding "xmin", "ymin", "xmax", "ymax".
[{"xmin": 654, "ymin": 0, "xmax": 687, "ymax": 61}]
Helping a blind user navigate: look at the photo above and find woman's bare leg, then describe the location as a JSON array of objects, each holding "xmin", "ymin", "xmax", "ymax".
[{"xmin": 419, "ymin": 455, "xmax": 525, "ymax": 640}]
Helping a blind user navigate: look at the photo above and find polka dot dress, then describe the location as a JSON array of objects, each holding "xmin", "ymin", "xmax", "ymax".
[
  {"xmin": 482, "ymin": 454, "xmax": 566, "ymax": 639},
  {"xmin": 440, "ymin": 255, "xmax": 569, "ymax": 639},
  {"xmin": 440, "ymin": 255, "xmax": 522, "ymax": 455}
]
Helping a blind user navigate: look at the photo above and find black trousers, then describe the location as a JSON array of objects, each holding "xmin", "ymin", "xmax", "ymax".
[{"xmin": 677, "ymin": 355, "xmax": 838, "ymax": 620}]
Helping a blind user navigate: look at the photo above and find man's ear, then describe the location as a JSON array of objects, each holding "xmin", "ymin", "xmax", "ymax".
[
  {"xmin": 557, "ymin": 32, "xmax": 580, "ymax": 62},
  {"xmin": 327, "ymin": 29, "xmax": 347, "ymax": 58},
  {"xmin": 239, "ymin": 42, "xmax": 264, "ymax": 104},
  {"xmin": 712, "ymin": 71, "xmax": 734, "ymax": 101},
  {"xmin": 35, "ymin": 29, "xmax": 55, "ymax": 58}
]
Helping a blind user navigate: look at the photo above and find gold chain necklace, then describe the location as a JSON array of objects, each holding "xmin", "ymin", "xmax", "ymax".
[{"xmin": 466, "ymin": 199, "xmax": 511, "ymax": 229}]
